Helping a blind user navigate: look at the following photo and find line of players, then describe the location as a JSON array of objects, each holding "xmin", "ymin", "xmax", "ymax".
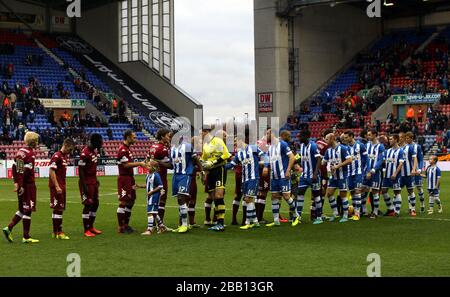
[
  {"xmin": 2, "ymin": 125, "xmax": 443, "ymax": 243},
  {"xmin": 201, "ymin": 127, "xmax": 443, "ymax": 229},
  {"xmin": 143, "ymin": 125, "xmax": 443, "ymax": 233}
]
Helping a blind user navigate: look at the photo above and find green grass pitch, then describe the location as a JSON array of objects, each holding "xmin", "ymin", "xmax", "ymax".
[{"xmin": 1, "ymin": 172, "xmax": 450, "ymax": 276}]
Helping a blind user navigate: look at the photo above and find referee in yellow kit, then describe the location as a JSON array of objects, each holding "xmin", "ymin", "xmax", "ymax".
[{"xmin": 200, "ymin": 125, "xmax": 231, "ymax": 231}]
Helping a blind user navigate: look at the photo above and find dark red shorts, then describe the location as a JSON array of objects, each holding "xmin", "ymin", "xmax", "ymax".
[
  {"xmin": 258, "ymin": 174, "xmax": 270, "ymax": 193},
  {"xmin": 50, "ymin": 186, "xmax": 66, "ymax": 211},
  {"xmin": 20, "ymin": 183, "xmax": 37, "ymax": 212},
  {"xmin": 79, "ymin": 182, "xmax": 99, "ymax": 205},
  {"xmin": 118, "ymin": 175, "xmax": 136, "ymax": 203}
]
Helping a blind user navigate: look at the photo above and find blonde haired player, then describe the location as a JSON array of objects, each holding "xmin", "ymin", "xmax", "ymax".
[{"xmin": 3, "ymin": 131, "xmax": 40, "ymax": 243}]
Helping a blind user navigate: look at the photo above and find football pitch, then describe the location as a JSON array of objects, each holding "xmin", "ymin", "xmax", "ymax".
[{"xmin": 1, "ymin": 173, "xmax": 450, "ymax": 277}]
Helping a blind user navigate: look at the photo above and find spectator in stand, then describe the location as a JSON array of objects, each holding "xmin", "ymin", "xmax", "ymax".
[
  {"xmin": 417, "ymin": 106, "xmax": 424, "ymax": 123},
  {"xmin": 406, "ymin": 105, "xmax": 415, "ymax": 123},
  {"xmin": 2, "ymin": 96, "xmax": 9, "ymax": 109},
  {"xmin": 112, "ymin": 98, "xmax": 118, "ymax": 114}
]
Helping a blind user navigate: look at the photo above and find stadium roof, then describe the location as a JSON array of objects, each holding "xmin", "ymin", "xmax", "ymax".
[
  {"xmin": 13, "ymin": 0, "xmax": 120, "ymax": 12},
  {"xmin": 278, "ymin": 0, "xmax": 450, "ymax": 18}
]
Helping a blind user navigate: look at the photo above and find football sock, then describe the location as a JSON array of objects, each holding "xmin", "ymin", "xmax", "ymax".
[
  {"xmin": 314, "ymin": 196, "xmax": 323, "ymax": 219},
  {"xmin": 429, "ymin": 195, "xmax": 434, "ymax": 210},
  {"xmin": 408, "ymin": 193, "xmax": 416, "ymax": 211},
  {"xmin": 204, "ymin": 201, "xmax": 212, "ymax": 222},
  {"xmin": 215, "ymin": 199, "xmax": 226, "ymax": 225},
  {"xmin": 383, "ymin": 193, "xmax": 394, "ymax": 211},
  {"xmin": 256, "ymin": 195, "xmax": 266, "ymax": 221},
  {"xmin": 296, "ymin": 195, "xmax": 305, "ymax": 217},
  {"xmin": 272, "ymin": 199, "xmax": 280, "ymax": 223},
  {"xmin": 435, "ymin": 196, "xmax": 441, "ymax": 208},
  {"xmin": 188, "ymin": 204, "xmax": 196, "ymax": 225},
  {"xmin": 287, "ymin": 197, "xmax": 296, "ymax": 217},
  {"xmin": 147, "ymin": 215, "xmax": 155, "ymax": 230},
  {"xmin": 52, "ymin": 210, "xmax": 63, "ymax": 233},
  {"xmin": 156, "ymin": 215, "xmax": 164, "ymax": 227},
  {"xmin": 158, "ymin": 205, "xmax": 166, "ymax": 221},
  {"xmin": 82, "ymin": 205, "xmax": 91, "ymax": 231},
  {"xmin": 8, "ymin": 211, "xmax": 23, "ymax": 231},
  {"xmin": 22, "ymin": 212, "xmax": 31, "ymax": 239},
  {"xmin": 245, "ymin": 202, "xmax": 257, "ymax": 224},
  {"xmin": 373, "ymin": 193, "xmax": 380, "ymax": 214},
  {"xmin": 342, "ymin": 197, "xmax": 349, "ymax": 219},
  {"xmin": 180, "ymin": 203, "xmax": 188, "ymax": 227},
  {"xmin": 310, "ymin": 197, "xmax": 316, "ymax": 219},
  {"xmin": 89, "ymin": 201, "xmax": 99, "ymax": 227},
  {"xmin": 124, "ymin": 206, "xmax": 132, "ymax": 226},
  {"xmin": 328, "ymin": 196, "xmax": 338, "ymax": 216},
  {"xmin": 353, "ymin": 193, "xmax": 361, "ymax": 214},
  {"xmin": 394, "ymin": 194, "xmax": 402, "ymax": 214},
  {"xmin": 361, "ymin": 192, "xmax": 368, "ymax": 214},
  {"xmin": 418, "ymin": 188, "xmax": 425, "ymax": 208},
  {"xmin": 117, "ymin": 207, "xmax": 125, "ymax": 228},
  {"xmin": 242, "ymin": 201, "xmax": 247, "ymax": 225}
]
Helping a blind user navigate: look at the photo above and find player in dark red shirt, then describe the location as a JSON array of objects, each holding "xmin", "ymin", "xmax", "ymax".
[
  {"xmin": 78, "ymin": 133, "xmax": 103, "ymax": 237},
  {"xmin": 117, "ymin": 130, "xmax": 148, "ymax": 234},
  {"xmin": 49, "ymin": 138, "xmax": 75, "ymax": 240},
  {"xmin": 312, "ymin": 128, "xmax": 332, "ymax": 220},
  {"xmin": 147, "ymin": 128, "xmax": 172, "ymax": 221},
  {"xmin": 3, "ymin": 132, "xmax": 39, "ymax": 243}
]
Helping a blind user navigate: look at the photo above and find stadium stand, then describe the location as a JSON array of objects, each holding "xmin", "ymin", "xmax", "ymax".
[
  {"xmin": 0, "ymin": 29, "xmax": 160, "ymax": 160},
  {"xmin": 283, "ymin": 27, "xmax": 450, "ymax": 157}
]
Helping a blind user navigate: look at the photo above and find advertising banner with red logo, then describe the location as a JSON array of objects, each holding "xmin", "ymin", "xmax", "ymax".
[{"xmin": 258, "ymin": 93, "xmax": 273, "ymax": 113}]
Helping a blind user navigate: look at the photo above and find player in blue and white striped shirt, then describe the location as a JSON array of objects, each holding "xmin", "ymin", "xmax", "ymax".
[
  {"xmin": 399, "ymin": 132, "xmax": 418, "ymax": 217},
  {"xmin": 168, "ymin": 137, "xmax": 202, "ymax": 233},
  {"xmin": 424, "ymin": 156, "xmax": 442, "ymax": 214},
  {"xmin": 321, "ymin": 133, "xmax": 353, "ymax": 223},
  {"xmin": 225, "ymin": 136, "xmax": 268, "ymax": 230},
  {"xmin": 342, "ymin": 130, "xmax": 368, "ymax": 221},
  {"xmin": 265, "ymin": 130, "xmax": 296, "ymax": 227},
  {"xmin": 362, "ymin": 129, "xmax": 385, "ymax": 218},
  {"xmin": 406, "ymin": 133, "xmax": 425, "ymax": 213},
  {"xmin": 381, "ymin": 134, "xmax": 404, "ymax": 216},
  {"xmin": 295, "ymin": 130, "xmax": 323, "ymax": 225},
  {"xmin": 140, "ymin": 161, "xmax": 167, "ymax": 236}
]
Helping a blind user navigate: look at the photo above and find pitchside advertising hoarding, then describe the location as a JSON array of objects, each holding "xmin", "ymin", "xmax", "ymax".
[
  {"xmin": 392, "ymin": 93, "xmax": 441, "ymax": 105},
  {"xmin": 38, "ymin": 98, "xmax": 86, "ymax": 109}
]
